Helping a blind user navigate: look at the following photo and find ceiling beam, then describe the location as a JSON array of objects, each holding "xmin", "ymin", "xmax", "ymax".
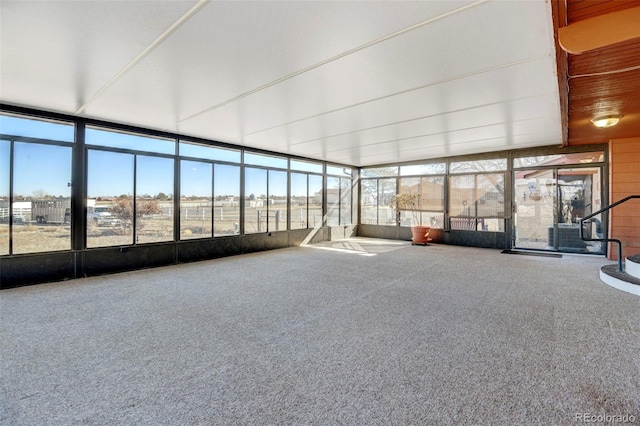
[
  {"xmin": 558, "ymin": 6, "xmax": 640, "ymax": 54},
  {"xmin": 551, "ymin": 0, "xmax": 569, "ymax": 146}
]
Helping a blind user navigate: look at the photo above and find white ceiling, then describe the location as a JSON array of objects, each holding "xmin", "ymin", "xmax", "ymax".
[{"xmin": 0, "ymin": 0, "xmax": 562, "ymax": 167}]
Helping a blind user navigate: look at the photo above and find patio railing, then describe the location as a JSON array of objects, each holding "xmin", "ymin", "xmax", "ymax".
[{"xmin": 580, "ymin": 195, "xmax": 640, "ymax": 272}]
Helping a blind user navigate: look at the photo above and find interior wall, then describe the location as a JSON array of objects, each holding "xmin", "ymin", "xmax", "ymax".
[{"xmin": 608, "ymin": 137, "xmax": 640, "ymax": 259}]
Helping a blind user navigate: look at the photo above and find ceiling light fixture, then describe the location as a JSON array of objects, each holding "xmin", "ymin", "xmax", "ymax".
[{"xmin": 590, "ymin": 114, "xmax": 621, "ymax": 128}]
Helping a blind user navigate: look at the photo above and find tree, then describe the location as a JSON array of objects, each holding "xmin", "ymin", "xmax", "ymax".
[
  {"xmin": 387, "ymin": 193, "xmax": 420, "ymax": 224},
  {"xmin": 32, "ymin": 189, "xmax": 48, "ymax": 200},
  {"xmin": 111, "ymin": 196, "xmax": 162, "ymax": 232}
]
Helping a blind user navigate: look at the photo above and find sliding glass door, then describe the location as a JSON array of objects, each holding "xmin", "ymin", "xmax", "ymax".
[
  {"xmin": 514, "ymin": 169, "xmax": 556, "ymax": 250},
  {"xmin": 514, "ymin": 163, "xmax": 604, "ymax": 254}
]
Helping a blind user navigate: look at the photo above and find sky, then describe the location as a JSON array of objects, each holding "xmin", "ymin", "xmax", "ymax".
[
  {"xmin": 10, "ymin": 142, "xmax": 71, "ymax": 198},
  {"xmin": 1, "ymin": 115, "xmax": 73, "ymax": 198},
  {"xmin": 2, "ymin": 114, "xmax": 406, "ymax": 204},
  {"xmin": 1, "ymin": 114, "xmax": 323, "ymax": 200}
]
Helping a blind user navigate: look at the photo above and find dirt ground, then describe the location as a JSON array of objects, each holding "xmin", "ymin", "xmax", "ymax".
[{"xmin": 0, "ymin": 206, "xmax": 322, "ymax": 255}]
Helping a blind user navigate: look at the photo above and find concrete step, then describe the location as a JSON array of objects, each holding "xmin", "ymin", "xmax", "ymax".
[
  {"xmin": 626, "ymin": 254, "xmax": 640, "ymax": 280},
  {"xmin": 600, "ymin": 260, "xmax": 640, "ymax": 296}
]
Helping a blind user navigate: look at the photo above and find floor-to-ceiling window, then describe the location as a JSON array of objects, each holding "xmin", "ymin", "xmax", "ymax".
[
  {"xmin": 86, "ymin": 150, "xmax": 134, "ymax": 247},
  {"xmin": 244, "ymin": 152, "xmax": 288, "ymax": 234},
  {"xmin": 136, "ymin": 155, "xmax": 174, "ymax": 244},
  {"xmin": 0, "ymin": 107, "xmax": 363, "ymax": 287},
  {"xmin": 180, "ymin": 159, "xmax": 213, "ymax": 239},
  {"xmin": 0, "ymin": 139, "xmax": 9, "ymax": 255},
  {"xmin": 290, "ymin": 159, "xmax": 323, "ymax": 230},
  {"xmin": 213, "ymin": 163, "xmax": 240, "ymax": 236},
  {"xmin": 0, "ymin": 113, "xmax": 74, "ymax": 255},
  {"xmin": 178, "ymin": 141, "xmax": 241, "ymax": 239},
  {"xmin": 361, "ymin": 163, "xmax": 445, "ymax": 228},
  {"xmin": 448, "ymin": 158, "xmax": 507, "ymax": 232},
  {"xmin": 86, "ymin": 127, "xmax": 175, "ymax": 248},
  {"xmin": 327, "ymin": 165, "xmax": 353, "ymax": 227},
  {"xmin": 268, "ymin": 169, "xmax": 287, "ymax": 232},
  {"xmin": 399, "ymin": 162, "xmax": 446, "ymax": 227},
  {"xmin": 360, "ymin": 167, "xmax": 398, "ymax": 225}
]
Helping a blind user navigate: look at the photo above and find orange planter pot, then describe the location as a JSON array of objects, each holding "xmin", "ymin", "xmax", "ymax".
[{"xmin": 411, "ymin": 225, "xmax": 432, "ymax": 245}]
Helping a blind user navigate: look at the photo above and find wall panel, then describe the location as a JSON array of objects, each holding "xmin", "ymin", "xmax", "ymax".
[
  {"xmin": 1, "ymin": 252, "xmax": 75, "ymax": 289},
  {"xmin": 609, "ymin": 137, "xmax": 640, "ymax": 259}
]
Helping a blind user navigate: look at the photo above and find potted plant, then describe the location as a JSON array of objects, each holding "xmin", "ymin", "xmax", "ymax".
[{"xmin": 387, "ymin": 193, "xmax": 432, "ymax": 245}]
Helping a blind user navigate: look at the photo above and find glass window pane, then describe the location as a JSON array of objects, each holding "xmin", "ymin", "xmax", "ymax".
[
  {"xmin": 361, "ymin": 180, "xmax": 378, "ymax": 225},
  {"xmin": 379, "ymin": 178, "xmax": 396, "ymax": 225},
  {"xmin": 244, "ymin": 167, "xmax": 267, "ymax": 234},
  {"xmin": 513, "ymin": 151, "xmax": 605, "ymax": 168},
  {"xmin": 558, "ymin": 167, "xmax": 601, "ymax": 225},
  {"xmin": 448, "ymin": 173, "xmax": 505, "ymax": 231},
  {"xmin": 399, "ymin": 177, "xmax": 420, "ymax": 198},
  {"xmin": 481, "ymin": 218, "xmax": 505, "ymax": 232},
  {"xmin": 399, "ymin": 210, "xmax": 419, "ymax": 227},
  {"xmin": 12, "ymin": 143, "xmax": 72, "ymax": 254},
  {"xmin": 326, "ymin": 176, "xmax": 340, "ymax": 226},
  {"xmin": 449, "ymin": 158, "xmax": 507, "ymax": 173},
  {"xmin": 179, "ymin": 141, "xmax": 240, "ymax": 163},
  {"xmin": 450, "ymin": 217, "xmax": 504, "ymax": 231},
  {"xmin": 0, "ymin": 140, "xmax": 9, "ymax": 255},
  {"xmin": 397, "ymin": 178, "xmax": 420, "ymax": 227},
  {"xmin": 0, "ymin": 114, "xmax": 74, "ymax": 142},
  {"xmin": 290, "ymin": 159, "xmax": 322, "ymax": 173},
  {"xmin": 400, "ymin": 163, "xmax": 446, "ymax": 176},
  {"xmin": 449, "ymin": 175, "xmax": 476, "ymax": 218},
  {"xmin": 180, "ymin": 160, "xmax": 212, "ymax": 240},
  {"xmin": 327, "ymin": 165, "xmax": 352, "ymax": 177},
  {"xmin": 361, "ymin": 167, "xmax": 398, "ymax": 178},
  {"xmin": 86, "ymin": 127, "xmax": 174, "ymax": 155},
  {"xmin": 87, "ymin": 150, "xmax": 134, "ymax": 247},
  {"xmin": 214, "ymin": 164, "xmax": 240, "ymax": 236},
  {"xmin": 309, "ymin": 175, "xmax": 323, "ymax": 228},
  {"xmin": 340, "ymin": 177, "xmax": 352, "ymax": 226},
  {"xmin": 421, "ymin": 211, "xmax": 445, "ymax": 229},
  {"xmin": 476, "ymin": 174, "xmax": 505, "ymax": 218},
  {"xmin": 291, "ymin": 173, "xmax": 308, "ymax": 230},
  {"xmin": 136, "ymin": 156, "xmax": 174, "ymax": 244},
  {"xmin": 420, "ymin": 176, "xmax": 445, "ymax": 211},
  {"xmin": 268, "ymin": 170, "xmax": 287, "ymax": 231},
  {"xmin": 244, "ymin": 152, "xmax": 287, "ymax": 169}
]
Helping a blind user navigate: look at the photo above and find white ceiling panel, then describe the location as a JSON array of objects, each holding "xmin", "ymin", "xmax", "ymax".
[
  {"xmin": 295, "ymin": 115, "xmax": 557, "ymax": 160},
  {"xmin": 0, "ymin": 0, "xmax": 562, "ymax": 168},
  {"xmin": 303, "ymin": 118, "xmax": 557, "ymax": 163},
  {"xmin": 0, "ymin": 1, "xmax": 199, "ymax": 114},
  {"xmin": 83, "ymin": 1, "xmax": 479, "ymax": 124},
  {"xmin": 179, "ymin": 55, "xmax": 560, "ymax": 159},
  {"xmin": 341, "ymin": 131, "xmax": 560, "ymax": 167},
  {"xmin": 273, "ymin": 95, "xmax": 560, "ymax": 155},
  {"xmin": 244, "ymin": 58, "xmax": 560, "ymax": 151},
  {"xmin": 178, "ymin": 1, "xmax": 556, "ymax": 138}
]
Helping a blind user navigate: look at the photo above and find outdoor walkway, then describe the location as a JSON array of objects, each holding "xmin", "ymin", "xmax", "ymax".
[{"xmin": 1, "ymin": 238, "xmax": 638, "ymax": 424}]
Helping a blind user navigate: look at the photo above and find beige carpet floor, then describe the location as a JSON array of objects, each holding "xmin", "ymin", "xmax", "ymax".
[{"xmin": 1, "ymin": 238, "xmax": 639, "ymax": 425}]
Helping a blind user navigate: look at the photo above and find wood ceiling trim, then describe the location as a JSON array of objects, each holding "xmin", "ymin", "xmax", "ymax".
[
  {"xmin": 567, "ymin": 0, "xmax": 639, "ymax": 22},
  {"xmin": 559, "ymin": 6, "xmax": 640, "ymax": 54},
  {"xmin": 563, "ymin": 0, "xmax": 640, "ymax": 147}
]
